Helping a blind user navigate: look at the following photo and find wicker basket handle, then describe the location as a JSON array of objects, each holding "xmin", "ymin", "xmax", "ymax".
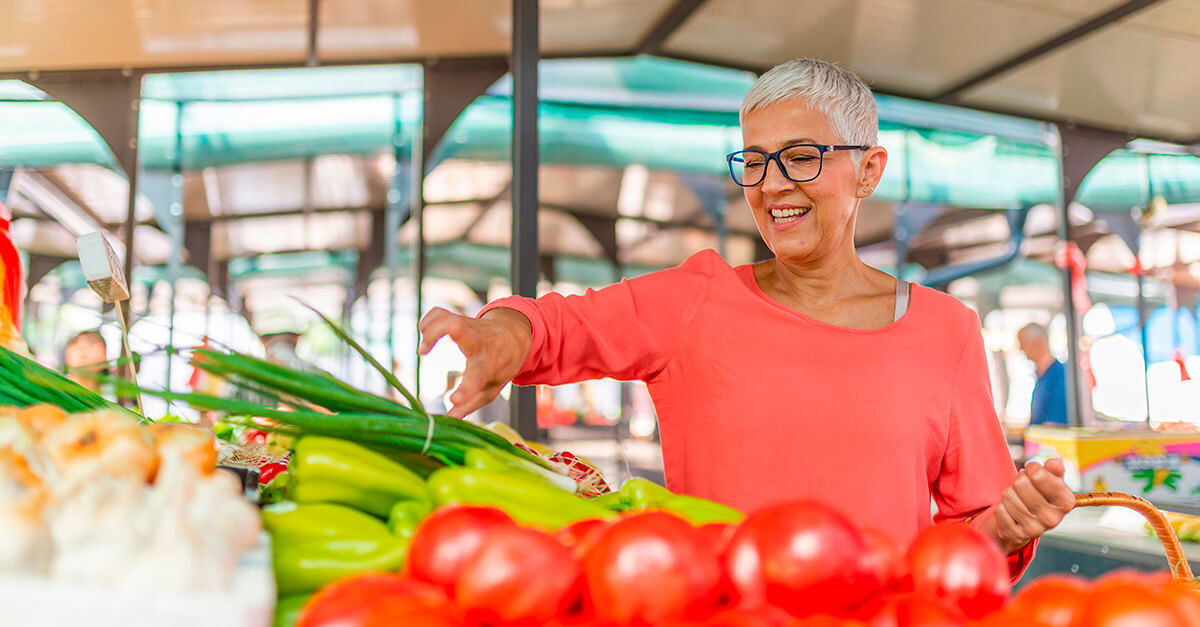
[{"xmin": 1073, "ymin": 491, "xmax": 1194, "ymax": 581}]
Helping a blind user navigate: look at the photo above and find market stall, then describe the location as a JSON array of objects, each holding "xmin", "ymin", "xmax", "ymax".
[
  {"xmin": 0, "ymin": 226, "xmax": 1194, "ymax": 625},
  {"xmin": 2, "ymin": 330, "xmax": 1197, "ymax": 625}
]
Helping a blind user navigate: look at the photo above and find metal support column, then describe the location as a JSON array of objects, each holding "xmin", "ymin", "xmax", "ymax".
[
  {"xmin": 410, "ymin": 94, "xmax": 426, "ymax": 398},
  {"xmin": 1054, "ymin": 124, "xmax": 1133, "ymax": 427},
  {"xmin": 386, "ymin": 95, "xmax": 405, "ymax": 387},
  {"xmin": 510, "ymin": 0, "xmax": 540, "ymax": 441},
  {"xmin": 166, "ymin": 102, "xmax": 185, "ymax": 387}
]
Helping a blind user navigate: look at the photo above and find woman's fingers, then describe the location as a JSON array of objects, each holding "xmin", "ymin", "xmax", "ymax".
[
  {"xmin": 419, "ymin": 308, "xmax": 480, "ymax": 356},
  {"xmin": 450, "ymin": 366, "xmax": 490, "ymax": 407},
  {"xmin": 990, "ymin": 501, "xmax": 1023, "ymax": 546},
  {"xmin": 419, "ymin": 306, "xmax": 529, "ymax": 419},
  {"xmin": 448, "ymin": 383, "xmax": 500, "ymax": 419},
  {"xmin": 1025, "ymin": 461, "xmax": 1077, "ymax": 512},
  {"xmin": 1041, "ymin": 458, "xmax": 1067, "ymax": 478},
  {"xmin": 417, "ymin": 307, "xmax": 454, "ymax": 355}
]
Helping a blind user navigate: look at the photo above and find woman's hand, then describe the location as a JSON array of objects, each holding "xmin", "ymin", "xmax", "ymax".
[
  {"xmin": 982, "ymin": 458, "xmax": 1076, "ymax": 554},
  {"xmin": 417, "ymin": 307, "xmax": 533, "ymax": 418}
]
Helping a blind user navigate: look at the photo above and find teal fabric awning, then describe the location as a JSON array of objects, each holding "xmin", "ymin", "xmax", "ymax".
[{"xmin": 2, "ymin": 58, "xmax": 1198, "ymax": 213}]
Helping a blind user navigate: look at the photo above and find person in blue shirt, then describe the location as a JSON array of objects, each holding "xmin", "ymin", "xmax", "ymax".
[{"xmin": 1018, "ymin": 323, "xmax": 1070, "ymax": 426}]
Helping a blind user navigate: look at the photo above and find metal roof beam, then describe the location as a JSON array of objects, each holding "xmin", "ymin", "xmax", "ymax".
[
  {"xmin": 933, "ymin": 0, "xmax": 1167, "ymax": 103},
  {"xmin": 0, "ymin": 51, "xmax": 635, "ymax": 82},
  {"xmin": 635, "ymin": 0, "xmax": 707, "ymax": 55},
  {"xmin": 307, "ymin": 0, "xmax": 321, "ymax": 67},
  {"xmin": 198, "ymin": 205, "xmax": 380, "ymax": 224}
]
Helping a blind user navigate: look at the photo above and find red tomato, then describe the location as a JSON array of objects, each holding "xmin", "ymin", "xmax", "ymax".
[
  {"xmin": 363, "ymin": 598, "xmax": 464, "ymax": 627},
  {"xmin": 454, "ymin": 524, "xmax": 582, "ymax": 625},
  {"xmin": 1095, "ymin": 568, "xmax": 1164, "ymax": 584},
  {"xmin": 1073, "ymin": 579, "xmax": 1189, "ymax": 627},
  {"xmin": 406, "ymin": 506, "xmax": 516, "ymax": 593},
  {"xmin": 865, "ymin": 593, "xmax": 965, "ymax": 627},
  {"xmin": 258, "ymin": 461, "xmax": 288, "ymax": 485},
  {"xmin": 1161, "ymin": 581, "xmax": 1200, "ymax": 627},
  {"xmin": 706, "ymin": 605, "xmax": 801, "ymax": 626},
  {"xmin": 658, "ymin": 604, "xmax": 803, "ymax": 627},
  {"xmin": 859, "ymin": 529, "xmax": 908, "ymax": 592},
  {"xmin": 723, "ymin": 501, "xmax": 878, "ymax": 616},
  {"xmin": 555, "ymin": 518, "xmax": 610, "ymax": 557},
  {"xmin": 969, "ymin": 607, "xmax": 1039, "ymax": 626},
  {"xmin": 297, "ymin": 574, "xmax": 448, "ymax": 627},
  {"xmin": 1009, "ymin": 575, "xmax": 1087, "ymax": 627},
  {"xmin": 582, "ymin": 511, "xmax": 723, "ymax": 625},
  {"xmin": 697, "ymin": 523, "xmax": 736, "ymax": 555},
  {"xmin": 907, "ymin": 524, "xmax": 1009, "ymax": 619}
]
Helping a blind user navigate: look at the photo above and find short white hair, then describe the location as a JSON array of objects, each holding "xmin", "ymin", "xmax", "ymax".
[{"xmin": 740, "ymin": 58, "xmax": 878, "ymax": 148}]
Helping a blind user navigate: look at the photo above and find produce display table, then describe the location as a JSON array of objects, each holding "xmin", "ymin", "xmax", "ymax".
[
  {"xmin": 1021, "ymin": 507, "xmax": 1200, "ymax": 585},
  {"xmin": 1024, "ymin": 426, "xmax": 1200, "ymax": 515}
]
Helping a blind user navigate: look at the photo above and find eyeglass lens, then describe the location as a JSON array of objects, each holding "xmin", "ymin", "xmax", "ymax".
[{"xmin": 731, "ymin": 145, "xmax": 824, "ymax": 186}]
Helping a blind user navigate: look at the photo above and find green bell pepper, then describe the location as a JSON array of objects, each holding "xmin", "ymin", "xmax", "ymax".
[
  {"xmin": 618, "ymin": 477, "xmax": 673, "ymax": 508},
  {"xmin": 387, "ymin": 498, "xmax": 432, "ymax": 540},
  {"xmin": 291, "ymin": 436, "xmax": 429, "ymax": 517},
  {"xmin": 464, "ymin": 447, "xmax": 579, "ymax": 493},
  {"xmin": 272, "ymin": 594, "xmax": 310, "ymax": 627},
  {"xmin": 616, "ymin": 478, "xmax": 743, "ymax": 524},
  {"xmin": 658, "ymin": 494, "xmax": 745, "ymax": 525},
  {"xmin": 427, "ymin": 466, "xmax": 611, "ymax": 530},
  {"xmin": 588, "ymin": 490, "xmax": 628, "ymax": 511},
  {"xmin": 264, "ymin": 502, "xmax": 410, "ymax": 596}
]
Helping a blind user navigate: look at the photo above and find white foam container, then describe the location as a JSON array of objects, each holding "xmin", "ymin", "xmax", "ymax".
[{"xmin": 0, "ymin": 534, "xmax": 274, "ymax": 627}]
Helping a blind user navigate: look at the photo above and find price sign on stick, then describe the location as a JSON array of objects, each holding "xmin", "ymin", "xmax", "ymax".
[{"xmin": 76, "ymin": 231, "xmax": 141, "ymax": 414}]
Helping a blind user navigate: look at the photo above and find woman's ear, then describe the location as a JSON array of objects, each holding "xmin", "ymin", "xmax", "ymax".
[{"xmin": 857, "ymin": 146, "xmax": 888, "ymax": 198}]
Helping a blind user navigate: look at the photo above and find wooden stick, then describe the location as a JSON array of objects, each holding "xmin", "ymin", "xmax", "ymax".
[{"xmin": 1074, "ymin": 492, "xmax": 1194, "ymax": 581}]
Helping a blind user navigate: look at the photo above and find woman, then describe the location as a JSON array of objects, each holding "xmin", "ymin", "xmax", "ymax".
[{"xmin": 418, "ymin": 58, "xmax": 1073, "ymax": 577}]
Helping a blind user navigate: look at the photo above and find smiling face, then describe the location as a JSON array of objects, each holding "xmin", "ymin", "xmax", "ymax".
[{"xmin": 740, "ymin": 101, "xmax": 885, "ymax": 266}]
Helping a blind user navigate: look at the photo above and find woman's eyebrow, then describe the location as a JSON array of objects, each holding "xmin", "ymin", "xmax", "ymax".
[{"xmin": 742, "ymin": 137, "xmax": 819, "ymax": 151}]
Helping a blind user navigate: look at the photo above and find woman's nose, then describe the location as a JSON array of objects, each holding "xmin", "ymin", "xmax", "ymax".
[{"xmin": 760, "ymin": 159, "xmax": 797, "ymax": 194}]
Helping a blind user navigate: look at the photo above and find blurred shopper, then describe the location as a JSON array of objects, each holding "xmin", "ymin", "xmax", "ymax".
[
  {"xmin": 1018, "ymin": 323, "xmax": 1069, "ymax": 426},
  {"xmin": 62, "ymin": 329, "xmax": 108, "ymax": 391},
  {"xmin": 253, "ymin": 310, "xmax": 309, "ymax": 371},
  {"xmin": 417, "ymin": 58, "xmax": 1073, "ymax": 579}
]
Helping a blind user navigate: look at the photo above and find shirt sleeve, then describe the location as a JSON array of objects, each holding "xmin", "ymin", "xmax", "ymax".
[
  {"xmin": 932, "ymin": 311, "xmax": 1036, "ymax": 581},
  {"xmin": 476, "ymin": 250, "xmax": 716, "ymax": 386}
]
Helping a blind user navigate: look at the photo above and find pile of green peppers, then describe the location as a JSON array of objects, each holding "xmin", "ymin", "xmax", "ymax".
[
  {"xmin": 265, "ymin": 436, "xmax": 433, "ymax": 622},
  {"xmin": 266, "ymin": 435, "xmax": 742, "ymax": 626},
  {"xmin": 594, "ymin": 477, "xmax": 745, "ymax": 525},
  {"xmin": 265, "ymin": 436, "xmax": 609, "ymax": 625}
]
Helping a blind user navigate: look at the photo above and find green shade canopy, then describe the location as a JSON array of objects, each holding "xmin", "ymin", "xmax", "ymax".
[{"xmin": 2, "ymin": 57, "xmax": 1198, "ymax": 215}]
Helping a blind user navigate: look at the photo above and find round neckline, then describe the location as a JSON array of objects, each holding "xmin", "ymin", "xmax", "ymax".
[{"xmin": 735, "ymin": 264, "xmax": 915, "ymax": 335}]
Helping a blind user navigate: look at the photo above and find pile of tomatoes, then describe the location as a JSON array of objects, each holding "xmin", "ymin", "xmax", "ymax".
[{"xmin": 293, "ymin": 500, "xmax": 1199, "ymax": 627}]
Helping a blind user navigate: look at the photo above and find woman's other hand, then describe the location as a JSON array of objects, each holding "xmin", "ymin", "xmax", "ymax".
[
  {"xmin": 417, "ymin": 307, "xmax": 533, "ymax": 418},
  {"xmin": 983, "ymin": 458, "xmax": 1076, "ymax": 554}
]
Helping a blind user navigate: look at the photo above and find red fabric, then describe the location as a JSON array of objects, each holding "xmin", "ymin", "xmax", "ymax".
[
  {"xmin": 481, "ymin": 250, "xmax": 1034, "ymax": 579},
  {"xmin": 0, "ymin": 201, "xmax": 23, "ymax": 330}
]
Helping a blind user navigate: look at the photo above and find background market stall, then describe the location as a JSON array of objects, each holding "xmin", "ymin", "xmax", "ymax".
[{"xmin": 4, "ymin": 0, "xmax": 1200, "ymax": 586}]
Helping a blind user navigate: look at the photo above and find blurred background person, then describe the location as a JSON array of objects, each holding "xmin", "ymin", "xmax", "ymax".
[
  {"xmin": 253, "ymin": 310, "xmax": 310, "ymax": 371},
  {"xmin": 1018, "ymin": 322, "xmax": 1069, "ymax": 426},
  {"xmin": 62, "ymin": 328, "xmax": 108, "ymax": 391}
]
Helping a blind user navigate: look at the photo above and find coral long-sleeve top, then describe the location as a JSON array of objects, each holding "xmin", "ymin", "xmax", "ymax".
[{"xmin": 482, "ymin": 249, "xmax": 1033, "ymax": 576}]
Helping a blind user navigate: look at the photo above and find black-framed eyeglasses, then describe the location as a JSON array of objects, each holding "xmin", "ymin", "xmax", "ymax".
[{"xmin": 726, "ymin": 144, "xmax": 870, "ymax": 187}]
